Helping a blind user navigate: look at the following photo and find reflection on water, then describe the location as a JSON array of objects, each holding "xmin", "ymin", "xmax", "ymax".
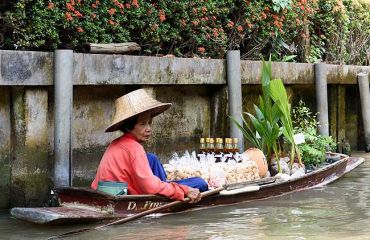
[{"xmin": 1, "ymin": 154, "xmax": 370, "ymax": 240}]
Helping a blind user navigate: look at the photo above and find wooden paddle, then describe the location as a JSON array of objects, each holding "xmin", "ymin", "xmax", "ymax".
[{"xmin": 48, "ymin": 187, "xmax": 224, "ymax": 239}]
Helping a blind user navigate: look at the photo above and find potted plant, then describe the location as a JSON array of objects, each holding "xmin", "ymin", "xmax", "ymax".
[{"xmin": 231, "ymin": 59, "xmax": 303, "ymax": 174}]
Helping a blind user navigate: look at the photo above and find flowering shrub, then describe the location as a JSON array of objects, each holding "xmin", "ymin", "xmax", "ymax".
[
  {"xmin": 310, "ymin": 0, "xmax": 370, "ymax": 64},
  {"xmin": 1, "ymin": 0, "xmax": 369, "ymax": 64},
  {"xmin": 227, "ymin": 0, "xmax": 317, "ymax": 61}
]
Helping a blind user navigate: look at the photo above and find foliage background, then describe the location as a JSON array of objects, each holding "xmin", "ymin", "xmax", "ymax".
[{"xmin": 0, "ymin": 0, "xmax": 369, "ymax": 65}]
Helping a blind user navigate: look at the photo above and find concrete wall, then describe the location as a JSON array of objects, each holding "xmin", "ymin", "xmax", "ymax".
[
  {"xmin": 0, "ymin": 88, "xmax": 11, "ymax": 209},
  {"xmin": 0, "ymin": 50, "xmax": 369, "ymax": 208}
]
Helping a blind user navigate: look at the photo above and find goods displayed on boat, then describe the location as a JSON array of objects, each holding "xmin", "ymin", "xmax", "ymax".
[
  {"xmin": 164, "ymin": 137, "xmax": 262, "ymax": 188},
  {"xmin": 241, "ymin": 148, "xmax": 268, "ymax": 177},
  {"xmin": 10, "ymin": 153, "xmax": 364, "ymax": 226}
]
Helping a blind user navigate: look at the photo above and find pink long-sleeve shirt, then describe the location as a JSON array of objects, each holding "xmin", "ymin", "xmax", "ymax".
[{"xmin": 91, "ymin": 133, "xmax": 189, "ymax": 200}]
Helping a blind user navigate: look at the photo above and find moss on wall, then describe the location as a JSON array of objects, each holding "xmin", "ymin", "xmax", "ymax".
[
  {"xmin": 11, "ymin": 172, "xmax": 52, "ymax": 207},
  {"xmin": 10, "ymin": 88, "xmax": 52, "ymax": 207}
]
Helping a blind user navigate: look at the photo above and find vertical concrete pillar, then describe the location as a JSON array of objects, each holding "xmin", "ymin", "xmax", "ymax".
[
  {"xmin": 54, "ymin": 50, "xmax": 73, "ymax": 187},
  {"xmin": 337, "ymin": 86, "xmax": 346, "ymax": 152},
  {"xmin": 314, "ymin": 63, "xmax": 329, "ymax": 136},
  {"xmin": 226, "ymin": 50, "xmax": 244, "ymax": 152},
  {"xmin": 358, "ymin": 73, "xmax": 370, "ymax": 151},
  {"xmin": 329, "ymin": 85, "xmax": 338, "ymax": 142},
  {"xmin": 0, "ymin": 88, "xmax": 11, "ymax": 209}
]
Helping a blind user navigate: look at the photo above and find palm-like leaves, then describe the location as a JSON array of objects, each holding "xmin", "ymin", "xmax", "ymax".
[
  {"xmin": 231, "ymin": 58, "xmax": 284, "ymax": 172},
  {"xmin": 230, "ymin": 115, "xmax": 263, "ymax": 150},
  {"xmin": 270, "ymin": 79, "xmax": 302, "ymax": 166},
  {"xmin": 231, "ymin": 58, "xmax": 302, "ymax": 173}
]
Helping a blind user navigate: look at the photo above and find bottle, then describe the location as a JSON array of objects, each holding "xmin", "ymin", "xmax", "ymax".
[
  {"xmin": 205, "ymin": 138, "xmax": 210, "ymax": 153},
  {"xmin": 198, "ymin": 138, "xmax": 207, "ymax": 159},
  {"xmin": 199, "ymin": 138, "xmax": 206, "ymax": 153},
  {"xmin": 207, "ymin": 138, "xmax": 215, "ymax": 161},
  {"xmin": 233, "ymin": 138, "xmax": 241, "ymax": 162},
  {"xmin": 233, "ymin": 138, "xmax": 240, "ymax": 153},
  {"xmin": 208, "ymin": 138, "xmax": 215, "ymax": 153},
  {"xmin": 214, "ymin": 138, "xmax": 224, "ymax": 162},
  {"xmin": 224, "ymin": 138, "xmax": 234, "ymax": 162}
]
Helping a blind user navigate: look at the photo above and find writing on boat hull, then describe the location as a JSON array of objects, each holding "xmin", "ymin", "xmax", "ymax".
[{"xmin": 127, "ymin": 201, "xmax": 167, "ymax": 211}]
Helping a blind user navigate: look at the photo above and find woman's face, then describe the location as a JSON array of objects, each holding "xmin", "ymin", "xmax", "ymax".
[{"xmin": 129, "ymin": 112, "xmax": 153, "ymax": 142}]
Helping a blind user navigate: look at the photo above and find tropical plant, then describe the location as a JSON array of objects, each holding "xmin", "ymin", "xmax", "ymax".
[
  {"xmin": 231, "ymin": 59, "xmax": 305, "ymax": 173},
  {"xmin": 292, "ymin": 100, "xmax": 336, "ymax": 167},
  {"xmin": 270, "ymin": 77, "xmax": 302, "ymax": 166}
]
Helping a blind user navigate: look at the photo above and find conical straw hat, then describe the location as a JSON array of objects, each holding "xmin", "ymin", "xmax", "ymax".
[{"xmin": 105, "ymin": 89, "xmax": 171, "ymax": 132}]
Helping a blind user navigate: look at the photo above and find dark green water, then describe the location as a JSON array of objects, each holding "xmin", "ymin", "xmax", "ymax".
[{"xmin": 1, "ymin": 153, "xmax": 370, "ymax": 240}]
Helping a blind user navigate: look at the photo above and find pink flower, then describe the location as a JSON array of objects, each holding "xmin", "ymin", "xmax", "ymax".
[
  {"xmin": 159, "ymin": 9, "xmax": 166, "ymax": 22},
  {"xmin": 65, "ymin": 12, "xmax": 73, "ymax": 21},
  {"xmin": 132, "ymin": 0, "xmax": 139, "ymax": 8},
  {"xmin": 180, "ymin": 19, "xmax": 186, "ymax": 27},
  {"xmin": 108, "ymin": 8, "xmax": 116, "ymax": 15},
  {"xmin": 212, "ymin": 28, "xmax": 219, "ymax": 37},
  {"xmin": 66, "ymin": 3, "xmax": 74, "ymax": 11},
  {"xmin": 74, "ymin": 10, "xmax": 83, "ymax": 18},
  {"xmin": 108, "ymin": 20, "xmax": 117, "ymax": 26},
  {"xmin": 227, "ymin": 21, "xmax": 234, "ymax": 28},
  {"xmin": 113, "ymin": 0, "xmax": 124, "ymax": 9},
  {"xmin": 47, "ymin": 2, "xmax": 54, "ymax": 9},
  {"xmin": 191, "ymin": 20, "xmax": 199, "ymax": 26},
  {"xmin": 198, "ymin": 47, "xmax": 205, "ymax": 54}
]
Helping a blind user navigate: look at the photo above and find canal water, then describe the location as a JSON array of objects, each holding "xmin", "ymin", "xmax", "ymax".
[{"xmin": 1, "ymin": 153, "xmax": 370, "ymax": 240}]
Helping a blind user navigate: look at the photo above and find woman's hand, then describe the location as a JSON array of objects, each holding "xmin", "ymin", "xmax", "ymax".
[{"xmin": 186, "ymin": 187, "xmax": 202, "ymax": 204}]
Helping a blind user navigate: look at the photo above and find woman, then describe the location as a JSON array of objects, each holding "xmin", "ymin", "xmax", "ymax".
[{"xmin": 91, "ymin": 89, "xmax": 208, "ymax": 203}]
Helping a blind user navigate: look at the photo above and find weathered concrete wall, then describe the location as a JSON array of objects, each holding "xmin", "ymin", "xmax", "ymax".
[
  {"xmin": 10, "ymin": 88, "xmax": 52, "ymax": 207},
  {"xmin": 0, "ymin": 88, "xmax": 11, "ymax": 209},
  {"xmin": 0, "ymin": 49, "xmax": 369, "ymax": 208},
  {"xmin": 73, "ymin": 54, "xmax": 225, "ymax": 85},
  {"xmin": 1, "ymin": 50, "xmax": 369, "ymax": 85},
  {"xmin": 0, "ymin": 50, "xmax": 53, "ymax": 86}
]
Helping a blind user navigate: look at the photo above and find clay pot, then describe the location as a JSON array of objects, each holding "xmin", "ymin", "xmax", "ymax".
[{"xmin": 242, "ymin": 148, "xmax": 268, "ymax": 178}]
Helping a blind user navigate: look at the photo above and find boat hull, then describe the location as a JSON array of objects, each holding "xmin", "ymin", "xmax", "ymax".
[{"xmin": 11, "ymin": 154, "xmax": 364, "ymax": 224}]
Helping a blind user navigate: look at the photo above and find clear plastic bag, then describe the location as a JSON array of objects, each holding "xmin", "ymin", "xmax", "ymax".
[{"xmin": 208, "ymin": 163, "xmax": 226, "ymax": 188}]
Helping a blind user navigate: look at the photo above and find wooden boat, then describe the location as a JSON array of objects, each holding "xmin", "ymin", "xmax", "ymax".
[{"xmin": 11, "ymin": 154, "xmax": 364, "ymax": 225}]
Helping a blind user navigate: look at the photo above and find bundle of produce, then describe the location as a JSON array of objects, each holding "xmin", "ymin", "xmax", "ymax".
[
  {"xmin": 241, "ymin": 148, "xmax": 268, "ymax": 178},
  {"xmin": 164, "ymin": 151, "xmax": 261, "ymax": 187},
  {"xmin": 225, "ymin": 161, "xmax": 260, "ymax": 184},
  {"xmin": 164, "ymin": 151, "xmax": 203, "ymax": 181},
  {"xmin": 207, "ymin": 161, "xmax": 260, "ymax": 187}
]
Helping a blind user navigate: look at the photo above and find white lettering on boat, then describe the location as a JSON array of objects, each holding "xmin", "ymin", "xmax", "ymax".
[
  {"xmin": 127, "ymin": 201, "xmax": 137, "ymax": 210},
  {"xmin": 142, "ymin": 201, "xmax": 166, "ymax": 210},
  {"xmin": 127, "ymin": 201, "xmax": 167, "ymax": 211}
]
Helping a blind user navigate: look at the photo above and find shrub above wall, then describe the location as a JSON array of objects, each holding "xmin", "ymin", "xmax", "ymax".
[{"xmin": 1, "ymin": 0, "xmax": 369, "ymax": 65}]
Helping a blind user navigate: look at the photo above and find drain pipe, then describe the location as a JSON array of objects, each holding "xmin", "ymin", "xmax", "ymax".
[
  {"xmin": 226, "ymin": 50, "xmax": 244, "ymax": 152},
  {"xmin": 358, "ymin": 73, "xmax": 370, "ymax": 152},
  {"xmin": 314, "ymin": 63, "xmax": 329, "ymax": 136},
  {"xmin": 54, "ymin": 50, "xmax": 73, "ymax": 187}
]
